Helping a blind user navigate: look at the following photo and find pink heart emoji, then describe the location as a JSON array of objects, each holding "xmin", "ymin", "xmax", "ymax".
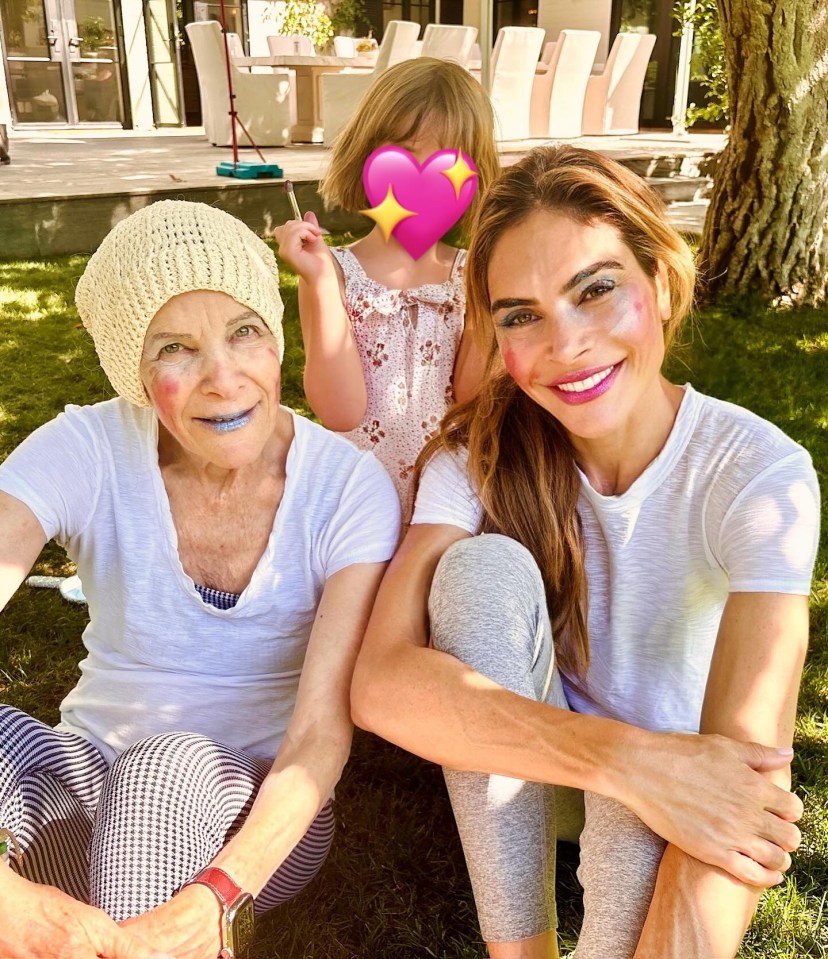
[{"xmin": 362, "ymin": 146, "xmax": 478, "ymax": 260}]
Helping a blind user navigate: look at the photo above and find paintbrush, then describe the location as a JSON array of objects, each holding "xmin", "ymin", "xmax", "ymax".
[{"xmin": 284, "ymin": 180, "xmax": 302, "ymax": 220}]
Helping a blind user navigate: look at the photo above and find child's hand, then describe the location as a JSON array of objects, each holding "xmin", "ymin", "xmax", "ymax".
[{"xmin": 272, "ymin": 212, "xmax": 333, "ymax": 281}]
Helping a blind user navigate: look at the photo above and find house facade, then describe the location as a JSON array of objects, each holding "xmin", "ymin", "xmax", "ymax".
[{"xmin": 0, "ymin": 0, "xmax": 684, "ymax": 131}]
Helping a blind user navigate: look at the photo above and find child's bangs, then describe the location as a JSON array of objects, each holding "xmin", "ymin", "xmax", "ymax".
[{"xmin": 382, "ymin": 108, "xmax": 466, "ymax": 156}]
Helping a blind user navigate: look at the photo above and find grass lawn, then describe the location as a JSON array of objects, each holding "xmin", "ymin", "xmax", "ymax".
[{"xmin": 0, "ymin": 244, "xmax": 826, "ymax": 959}]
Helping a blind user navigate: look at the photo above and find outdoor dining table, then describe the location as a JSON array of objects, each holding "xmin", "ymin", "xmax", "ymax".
[{"xmin": 232, "ymin": 53, "xmax": 377, "ymax": 143}]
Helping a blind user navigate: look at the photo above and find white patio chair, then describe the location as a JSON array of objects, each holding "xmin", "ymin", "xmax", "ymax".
[
  {"xmin": 185, "ymin": 21, "xmax": 296, "ymax": 147},
  {"xmin": 540, "ymin": 40, "xmax": 556, "ymax": 64},
  {"xmin": 529, "ymin": 29, "xmax": 601, "ymax": 139},
  {"xmin": 267, "ymin": 34, "xmax": 316, "ymax": 56},
  {"xmin": 419, "ymin": 24, "xmax": 478, "ymax": 65},
  {"xmin": 581, "ymin": 32, "xmax": 656, "ymax": 135},
  {"xmin": 333, "ymin": 35, "xmax": 357, "ymax": 57},
  {"xmin": 488, "ymin": 26, "xmax": 546, "ymax": 141},
  {"xmin": 321, "ymin": 20, "xmax": 421, "ymax": 146},
  {"xmin": 225, "ymin": 32, "xmax": 245, "ymax": 57}
]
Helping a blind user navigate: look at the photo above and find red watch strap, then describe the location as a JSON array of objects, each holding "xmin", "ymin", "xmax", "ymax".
[{"xmin": 188, "ymin": 866, "xmax": 243, "ymax": 907}]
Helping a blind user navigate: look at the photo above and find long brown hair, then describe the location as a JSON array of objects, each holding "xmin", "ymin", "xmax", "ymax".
[{"xmin": 420, "ymin": 146, "xmax": 697, "ymax": 682}]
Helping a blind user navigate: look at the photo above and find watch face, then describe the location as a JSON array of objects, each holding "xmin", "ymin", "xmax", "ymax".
[{"xmin": 226, "ymin": 893, "xmax": 255, "ymax": 957}]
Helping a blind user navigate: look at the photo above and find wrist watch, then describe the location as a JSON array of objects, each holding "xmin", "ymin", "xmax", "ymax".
[{"xmin": 184, "ymin": 866, "xmax": 255, "ymax": 958}]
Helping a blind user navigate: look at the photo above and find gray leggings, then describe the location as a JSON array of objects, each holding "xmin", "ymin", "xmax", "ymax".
[{"xmin": 429, "ymin": 534, "xmax": 666, "ymax": 957}]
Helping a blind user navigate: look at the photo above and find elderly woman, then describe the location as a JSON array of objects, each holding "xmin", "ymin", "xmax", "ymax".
[
  {"xmin": 0, "ymin": 201, "xmax": 400, "ymax": 959},
  {"xmin": 352, "ymin": 146, "xmax": 820, "ymax": 959}
]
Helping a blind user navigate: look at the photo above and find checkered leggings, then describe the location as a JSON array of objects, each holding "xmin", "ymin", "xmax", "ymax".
[{"xmin": 0, "ymin": 705, "xmax": 335, "ymax": 920}]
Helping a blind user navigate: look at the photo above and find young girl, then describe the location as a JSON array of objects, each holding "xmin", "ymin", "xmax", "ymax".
[{"xmin": 274, "ymin": 57, "xmax": 499, "ymax": 523}]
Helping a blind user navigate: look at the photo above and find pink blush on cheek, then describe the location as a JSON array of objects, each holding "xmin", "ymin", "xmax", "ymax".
[
  {"xmin": 146, "ymin": 377, "xmax": 181, "ymax": 418},
  {"xmin": 502, "ymin": 346, "xmax": 517, "ymax": 377},
  {"xmin": 501, "ymin": 346, "xmax": 529, "ymax": 383}
]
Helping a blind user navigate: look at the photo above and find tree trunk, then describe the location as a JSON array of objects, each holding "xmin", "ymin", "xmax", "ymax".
[{"xmin": 699, "ymin": 0, "xmax": 828, "ymax": 305}]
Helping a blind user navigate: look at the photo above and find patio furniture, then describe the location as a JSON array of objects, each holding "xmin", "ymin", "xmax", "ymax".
[
  {"xmin": 540, "ymin": 41, "xmax": 556, "ymax": 64},
  {"xmin": 419, "ymin": 24, "xmax": 478, "ymax": 65},
  {"xmin": 185, "ymin": 21, "xmax": 296, "ymax": 147},
  {"xmin": 488, "ymin": 26, "xmax": 546, "ymax": 141},
  {"xmin": 333, "ymin": 35, "xmax": 357, "ymax": 57},
  {"xmin": 234, "ymin": 52, "xmax": 376, "ymax": 142},
  {"xmin": 529, "ymin": 29, "xmax": 601, "ymax": 139},
  {"xmin": 321, "ymin": 20, "xmax": 421, "ymax": 146},
  {"xmin": 226, "ymin": 32, "xmax": 245, "ymax": 57},
  {"xmin": 581, "ymin": 32, "xmax": 656, "ymax": 135},
  {"xmin": 226, "ymin": 32, "xmax": 270, "ymax": 74},
  {"xmin": 267, "ymin": 34, "xmax": 316, "ymax": 57}
]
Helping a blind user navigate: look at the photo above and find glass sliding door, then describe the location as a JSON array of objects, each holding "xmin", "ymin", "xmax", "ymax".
[
  {"xmin": 144, "ymin": 0, "xmax": 184, "ymax": 126},
  {"xmin": 69, "ymin": 0, "xmax": 124, "ymax": 123},
  {"xmin": 1, "ymin": 0, "xmax": 69, "ymax": 121},
  {"xmin": 0, "ymin": 0, "xmax": 126, "ymax": 124}
]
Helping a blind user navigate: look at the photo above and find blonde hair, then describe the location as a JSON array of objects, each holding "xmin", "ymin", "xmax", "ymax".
[
  {"xmin": 320, "ymin": 57, "xmax": 499, "ymax": 231},
  {"xmin": 420, "ymin": 146, "xmax": 697, "ymax": 681}
]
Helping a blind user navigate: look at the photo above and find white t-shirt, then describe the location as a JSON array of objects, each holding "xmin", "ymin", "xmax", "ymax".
[
  {"xmin": 413, "ymin": 386, "xmax": 820, "ymax": 733},
  {"xmin": 0, "ymin": 399, "xmax": 400, "ymax": 763}
]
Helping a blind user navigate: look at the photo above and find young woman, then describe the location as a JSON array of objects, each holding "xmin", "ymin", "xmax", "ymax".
[{"xmin": 351, "ymin": 146, "xmax": 820, "ymax": 959}]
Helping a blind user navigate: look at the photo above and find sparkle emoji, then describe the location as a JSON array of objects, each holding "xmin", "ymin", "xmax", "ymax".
[
  {"xmin": 440, "ymin": 151, "xmax": 477, "ymax": 200},
  {"xmin": 361, "ymin": 185, "xmax": 418, "ymax": 242}
]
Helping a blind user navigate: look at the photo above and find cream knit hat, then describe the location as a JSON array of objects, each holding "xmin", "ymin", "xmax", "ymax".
[{"xmin": 75, "ymin": 200, "xmax": 284, "ymax": 407}]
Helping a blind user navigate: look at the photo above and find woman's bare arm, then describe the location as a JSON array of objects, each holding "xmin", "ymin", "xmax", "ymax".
[
  {"xmin": 0, "ymin": 490, "xmax": 47, "ymax": 612},
  {"xmin": 352, "ymin": 525, "xmax": 802, "ymax": 885},
  {"xmin": 634, "ymin": 591, "xmax": 808, "ymax": 959},
  {"xmin": 123, "ymin": 561, "xmax": 388, "ymax": 959},
  {"xmin": 0, "ymin": 492, "xmax": 177, "ymax": 959}
]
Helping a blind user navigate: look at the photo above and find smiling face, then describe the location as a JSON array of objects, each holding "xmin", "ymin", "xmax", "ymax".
[
  {"xmin": 488, "ymin": 211, "xmax": 673, "ymax": 448},
  {"xmin": 139, "ymin": 290, "xmax": 284, "ymax": 471}
]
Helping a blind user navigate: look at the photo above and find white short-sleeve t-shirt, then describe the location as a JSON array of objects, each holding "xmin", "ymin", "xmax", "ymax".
[
  {"xmin": 0, "ymin": 399, "xmax": 401, "ymax": 763},
  {"xmin": 413, "ymin": 386, "xmax": 820, "ymax": 733}
]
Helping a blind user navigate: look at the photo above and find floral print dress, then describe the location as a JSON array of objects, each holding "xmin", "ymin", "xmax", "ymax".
[{"xmin": 331, "ymin": 245, "xmax": 467, "ymax": 524}]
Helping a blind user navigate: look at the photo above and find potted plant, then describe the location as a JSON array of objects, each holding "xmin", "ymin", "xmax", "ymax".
[
  {"xmin": 78, "ymin": 16, "xmax": 114, "ymax": 55},
  {"xmin": 329, "ymin": 0, "xmax": 371, "ymax": 37},
  {"xmin": 278, "ymin": 0, "xmax": 334, "ymax": 51}
]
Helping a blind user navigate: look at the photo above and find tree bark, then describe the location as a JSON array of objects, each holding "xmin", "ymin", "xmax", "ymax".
[{"xmin": 699, "ymin": 0, "xmax": 828, "ymax": 305}]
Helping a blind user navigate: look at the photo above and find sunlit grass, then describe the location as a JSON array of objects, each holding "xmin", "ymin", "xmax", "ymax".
[{"xmin": 0, "ymin": 250, "xmax": 826, "ymax": 958}]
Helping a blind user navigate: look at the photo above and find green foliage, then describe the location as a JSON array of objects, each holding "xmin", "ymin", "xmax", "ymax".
[
  {"xmin": 279, "ymin": 0, "xmax": 334, "ymax": 50},
  {"xmin": 674, "ymin": 0, "xmax": 728, "ymax": 125},
  {"xmin": 329, "ymin": 0, "xmax": 371, "ymax": 36},
  {"xmin": 78, "ymin": 16, "xmax": 114, "ymax": 52},
  {"xmin": 619, "ymin": 0, "xmax": 658, "ymax": 30},
  {"xmin": 1, "ymin": 248, "xmax": 826, "ymax": 957}
]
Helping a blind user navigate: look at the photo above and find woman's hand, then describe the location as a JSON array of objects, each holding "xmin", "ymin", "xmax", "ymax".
[
  {"xmin": 0, "ymin": 867, "xmax": 174, "ymax": 959},
  {"xmin": 120, "ymin": 886, "xmax": 221, "ymax": 959},
  {"xmin": 617, "ymin": 729, "xmax": 801, "ymax": 887},
  {"xmin": 271, "ymin": 211, "xmax": 334, "ymax": 282}
]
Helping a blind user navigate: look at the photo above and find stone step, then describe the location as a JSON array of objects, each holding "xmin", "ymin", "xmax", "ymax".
[
  {"xmin": 665, "ymin": 199, "xmax": 710, "ymax": 237},
  {"xmin": 647, "ymin": 175, "xmax": 712, "ymax": 203}
]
